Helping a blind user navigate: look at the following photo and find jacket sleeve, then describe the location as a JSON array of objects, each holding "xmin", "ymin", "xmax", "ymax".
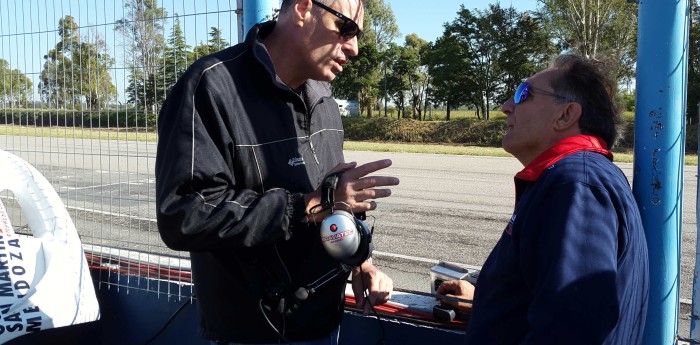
[
  {"xmin": 519, "ymin": 181, "xmax": 620, "ymax": 345},
  {"xmin": 155, "ymin": 72, "xmax": 308, "ymax": 252}
]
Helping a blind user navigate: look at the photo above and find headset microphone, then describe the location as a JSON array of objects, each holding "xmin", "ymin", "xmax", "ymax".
[
  {"xmin": 317, "ymin": 172, "xmax": 373, "ymax": 267},
  {"xmin": 259, "ymin": 171, "xmax": 376, "ymax": 341},
  {"xmin": 294, "ymin": 287, "xmax": 309, "ymax": 301}
]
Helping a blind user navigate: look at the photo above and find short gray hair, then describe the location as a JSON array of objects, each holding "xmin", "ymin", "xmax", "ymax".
[{"xmin": 280, "ymin": 0, "xmax": 337, "ymax": 13}]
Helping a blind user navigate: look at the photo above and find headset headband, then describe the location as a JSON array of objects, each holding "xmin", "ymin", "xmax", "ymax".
[
  {"xmin": 321, "ymin": 171, "xmax": 343, "ymax": 211},
  {"xmin": 320, "ymin": 171, "xmax": 366, "ymax": 220}
]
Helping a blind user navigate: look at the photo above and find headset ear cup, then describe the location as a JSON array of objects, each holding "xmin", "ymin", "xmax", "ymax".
[{"xmin": 343, "ymin": 219, "xmax": 373, "ymax": 267}]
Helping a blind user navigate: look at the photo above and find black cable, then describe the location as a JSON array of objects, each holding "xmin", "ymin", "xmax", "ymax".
[
  {"xmin": 143, "ymin": 297, "xmax": 192, "ymax": 345},
  {"xmin": 258, "ymin": 299, "xmax": 293, "ymax": 345},
  {"xmin": 359, "ymin": 265, "xmax": 387, "ymax": 345}
]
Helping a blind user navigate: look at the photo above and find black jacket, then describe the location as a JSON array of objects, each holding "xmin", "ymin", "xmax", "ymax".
[{"xmin": 155, "ymin": 22, "xmax": 348, "ymax": 343}]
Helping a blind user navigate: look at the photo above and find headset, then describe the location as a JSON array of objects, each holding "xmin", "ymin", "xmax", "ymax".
[
  {"xmin": 317, "ymin": 171, "xmax": 373, "ymax": 267},
  {"xmin": 259, "ymin": 172, "xmax": 375, "ymax": 342}
]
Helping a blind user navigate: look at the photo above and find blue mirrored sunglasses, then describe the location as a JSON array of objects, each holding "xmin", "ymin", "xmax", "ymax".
[{"xmin": 513, "ymin": 82, "xmax": 571, "ymax": 104}]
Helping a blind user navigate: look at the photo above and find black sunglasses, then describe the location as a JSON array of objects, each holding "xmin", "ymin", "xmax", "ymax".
[
  {"xmin": 311, "ymin": 0, "xmax": 364, "ymax": 40},
  {"xmin": 513, "ymin": 82, "xmax": 571, "ymax": 104}
]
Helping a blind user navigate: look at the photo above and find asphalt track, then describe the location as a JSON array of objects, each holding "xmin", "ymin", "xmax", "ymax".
[{"xmin": 0, "ymin": 136, "xmax": 697, "ymax": 337}]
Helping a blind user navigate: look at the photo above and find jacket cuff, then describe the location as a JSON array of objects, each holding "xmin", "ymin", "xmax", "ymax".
[{"xmin": 287, "ymin": 192, "xmax": 309, "ymax": 228}]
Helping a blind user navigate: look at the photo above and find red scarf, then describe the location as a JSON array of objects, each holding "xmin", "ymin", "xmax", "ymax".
[{"xmin": 515, "ymin": 135, "xmax": 612, "ymax": 182}]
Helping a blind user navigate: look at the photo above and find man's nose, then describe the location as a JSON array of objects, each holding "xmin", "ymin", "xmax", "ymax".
[
  {"xmin": 502, "ymin": 98, "xmax": 514, "ymax": 115},
  {"xmin": 342, "ymin": 36, "xmax": 359, "ymax": 57}
]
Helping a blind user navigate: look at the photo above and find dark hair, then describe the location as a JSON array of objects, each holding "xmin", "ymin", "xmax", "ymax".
[
  {"xmin": 549, "ymin": 54, "xmax": 623, "ymax": 148},
  {"xmin": 280, "ymin": 0, "xmax": 294, "ymax": 12}
]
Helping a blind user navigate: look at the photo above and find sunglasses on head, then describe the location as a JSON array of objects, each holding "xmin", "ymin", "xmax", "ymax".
[
  {"xmin": 513, "ymin": 81, "xmax": 571, "ymax": 104},
  {"xmin": 311, "ymin": 0, "xmax": 364, "ymax": 40}
]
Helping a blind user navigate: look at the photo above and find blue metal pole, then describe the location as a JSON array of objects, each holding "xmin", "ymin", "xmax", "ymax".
[
  {"xmin": 634, "ymin": 0, "xmax": 690, "ymax": 344},
  {"xmin": 693, "ymin": 136, "xmax": 700, "ymax": 340},
  {"xmin": 242, "ymin": 0, "xmax": 279, "ymax": 39}
]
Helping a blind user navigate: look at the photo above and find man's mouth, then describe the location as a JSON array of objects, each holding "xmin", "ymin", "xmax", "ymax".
[{"xmin": 333, "ymin": 59, "xmax": 345, "ymax": 73}]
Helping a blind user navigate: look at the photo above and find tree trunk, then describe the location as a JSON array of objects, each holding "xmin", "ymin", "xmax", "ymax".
[
  {"xmin": 446, "ymin": 103, "xmax": 451, "ymax": 121},
  {"xmin": 484, "ymin": 96, "xmax": 490, "ymax": 120}
]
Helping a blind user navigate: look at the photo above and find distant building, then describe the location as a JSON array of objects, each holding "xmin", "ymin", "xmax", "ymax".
[{"xmin": 335, "ymin": 99, "xmax": 359, "ymax": 117}]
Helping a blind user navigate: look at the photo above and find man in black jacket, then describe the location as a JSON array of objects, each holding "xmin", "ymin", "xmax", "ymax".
[{"xmin": 155, "ymin": 0, "xmax": 398, "ymax": 344}]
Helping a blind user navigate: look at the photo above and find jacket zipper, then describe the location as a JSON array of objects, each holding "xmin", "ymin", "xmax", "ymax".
[
  {"xmin": 306, "ymin": 112, "xmax": 321, "ymax": 166},
  {"xmin": 303, "ymin": 94, "xmax": 321, "ymax": 166}
]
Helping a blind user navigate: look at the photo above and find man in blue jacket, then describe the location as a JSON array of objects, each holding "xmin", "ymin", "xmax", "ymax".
[
  {"xmin": 438, "ymin": 54, "xmax": 649, "ymax": 344},
  {"xmin": 155, "ymin": 0, "xmax": 398, "ymax": 344}
]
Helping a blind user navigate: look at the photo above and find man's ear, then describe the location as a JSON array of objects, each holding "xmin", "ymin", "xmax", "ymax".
[
  {"xmin": 554, "ymin": 102, "xmax": 582, "ymax": 132},
  {"xmin": 291, "ymin": 0, "xmax": 313, "ymax": 26}
]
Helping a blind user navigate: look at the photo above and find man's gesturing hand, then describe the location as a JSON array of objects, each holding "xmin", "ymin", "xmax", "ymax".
[{"xmin": 333, "ymin": 159, "xmax": 399, "ymax": 213}]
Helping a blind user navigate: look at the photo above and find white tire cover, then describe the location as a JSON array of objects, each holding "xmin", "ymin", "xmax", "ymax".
[{"xmin": 0, "ymin": 149, "xmax": 99, "ymax": 343}]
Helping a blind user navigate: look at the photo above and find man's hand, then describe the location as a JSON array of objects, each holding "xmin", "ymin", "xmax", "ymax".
[
  {"xmin": 335, "ymin": 159, "xmax": 399, "ymax": 213},
  {"xmin": 351, "ymin": 262, "xmax": 393, "ymax": 315},
  {"xmin": 436, "ymin": 280, "xmax": 475, "ymax": 314},
  {"xmin": 305, "ymin": 160, "xmax": 400, "ymax": 222}
]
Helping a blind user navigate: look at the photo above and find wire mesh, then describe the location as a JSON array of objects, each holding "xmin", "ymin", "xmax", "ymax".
[{"xmin": 0, "ymin": 0, "xmax": 239, "ymax": 298}]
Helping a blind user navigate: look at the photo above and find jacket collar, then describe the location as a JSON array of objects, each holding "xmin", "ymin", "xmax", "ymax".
[
  {"xmin": 515, "ymin": 135, "xmax": 613, "ymax": 182},
  {"xmin": 245, "ymin": 21, "xmax": 332, "ymax": 107},
  {"xmin": 246, "ymin": 21, "xmax": 278, "ymax": 85}
]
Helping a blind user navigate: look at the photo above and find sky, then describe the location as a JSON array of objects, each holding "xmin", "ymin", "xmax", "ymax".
[
  {"xmin": 0, "ymin": 0, "xmax": 540, "ymax": 103},
  {"xmin": 386, "ymin": 0, "xmax": 540, "ymax": 44}
]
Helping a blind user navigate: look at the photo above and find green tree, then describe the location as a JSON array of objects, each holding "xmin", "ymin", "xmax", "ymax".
[
  {"xmin": 39, "ymin": 16, "xmax": 79, "ymax": 107},
  {"xmin": 445, "ymin": 6, "xmax": 496, "ymax": 119},
  {"xmin": 444, "ymin": 4, "xmax": 550, "ymax": 120},
  {"xmin": 423, "ymin": 34, "xmax": 472, "ymax": 120},
  {"xmin": 39, "ymin": 16, "xmax": 116, "ymax": 110},
  {"xmin": 124, "ymin": 68, "xmax": 146, "ymax": 107},
  {"xmin": 334, "ymin": 41, "xmax": 383, "ymax": 117},
  {"xmin": 537, "ymin": 0, "xmax": 638, "ymax": 83},
  {"xmin": 402, "ymin": 34, "xmax": 430, "ymax": 119},
  {"xmin": 115, "ymin": 0, "xmax": 167, "ymax": 111},
  {"xmin": 495, "ymin": 9, "xmax": 554, "ymax": 106},
  {"xmin": 364, "ymin": 0, "xmax": 399, "ymax": 51},
  {"xmin": 382, "ymin": 43, "xmax": 410, "ymax": 118},
  {"xmin": 191, "ymin": 27, "xmax": 231, "ymax": 60},
  {"xmin": 0, "ymin": 60, "xmax": 32, "ymax": 107},
  {"xmin": 162, "ymin": 15, "xmax": 191, "ymax": 100},
  {"xmin": 332, "ymin": 0, "xmax": 399, "ymax": 117},
  {"xmin": 74, "ymin": 29, "xmax": 117, "ymax": 109}
]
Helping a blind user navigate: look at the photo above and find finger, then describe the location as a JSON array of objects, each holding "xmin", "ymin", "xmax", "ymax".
[
  {"xmin": 368, "ymin": 276, "xmax": 392, "ymax": 306},
  {"xmin": 371, "ymin": 285, "xmax": 392, "ymax": 306},
  {"xmin": 354, "ymin": 288, "xmax": 366, "ymax": 309},
  {"xmin": 342, "ymin": 159, "xmax": 393, "ymax": 179},
  {"xmin": 436, "ymin": 280, "xmax": 459, "ymax": 295},
  {"xmin": 368, "ymin": 291, "xmax": 390, "ymax": 308},
  {"xmin": 368, "ymin": 200, "xmax": 377, "ymax": 211},
  {"xmin": 355, "ymin": 188, "xmax": 392, "ymax": 201},
  {"xmin": 352, "ymin": 200, "xmax": 377, "ymax": 213},
  {"xmin": 351, "ymin": 273, "xmax": 367, "ymax": 309},
  {"xmin": 440, "ymin": 296, "xmax": 460, "ymax": 309},
  {"xmin": 331, "ymin": 161, "xmax": 357, "ymax": 174},
  {"xmin": 353, "ymin": 176, "xmax": 400, "ymax": 190}
]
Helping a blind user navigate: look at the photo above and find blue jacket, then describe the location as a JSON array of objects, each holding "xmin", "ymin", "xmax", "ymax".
[{"xmin": 465, "ymin": 135, "xmax": 649, "ymax": 345}]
